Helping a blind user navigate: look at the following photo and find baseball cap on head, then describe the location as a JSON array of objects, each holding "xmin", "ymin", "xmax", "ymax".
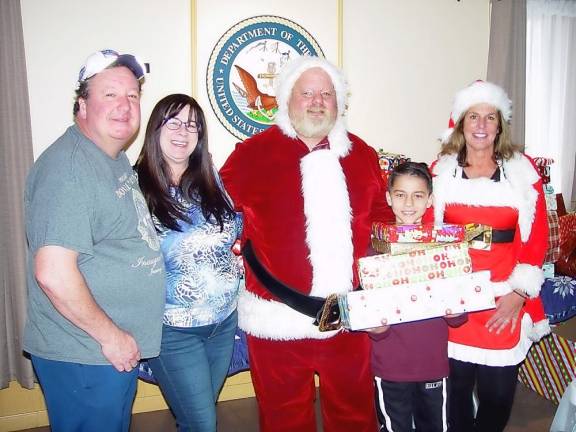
[{"xmin": 77, "ymin": 49, "xmax": 145, "ymax": 86}]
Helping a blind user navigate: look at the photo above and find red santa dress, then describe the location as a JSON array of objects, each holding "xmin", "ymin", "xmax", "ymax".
[{"xmin": 431, "ymin": 153, "xmax": 549, "ymax": 366}]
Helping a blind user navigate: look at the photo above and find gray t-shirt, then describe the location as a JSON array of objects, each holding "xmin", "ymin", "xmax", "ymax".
[{"xmin": 23, "ymin": 125, "xmax": 166, "ymax": 364}]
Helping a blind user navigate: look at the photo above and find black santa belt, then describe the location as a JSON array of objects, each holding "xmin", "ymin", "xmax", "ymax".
[
  {"xmin": 242, "ymin": 240, "xmax": 342, "ymax": 332},
  {"xmin": 490, "ymin": 229, "xmax": 516, "ymax": 243}
]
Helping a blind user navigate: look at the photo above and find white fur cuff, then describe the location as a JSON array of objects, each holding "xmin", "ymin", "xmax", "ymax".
[
  {"xmin": 237, "ymin": 289, "xmax": 339, "ymax": 340},
  {"xmin": 528, "ymin": 318, "xmax": 551, "ymax": 342},
  {"xmin": 507, "ymin": 263, "xmax": 545, "ymax": 298}
]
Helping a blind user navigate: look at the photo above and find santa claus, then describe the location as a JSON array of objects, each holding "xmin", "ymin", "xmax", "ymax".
[{"xmin": 221, "ymin": 55, "xmax": 393, "ymax": 432}]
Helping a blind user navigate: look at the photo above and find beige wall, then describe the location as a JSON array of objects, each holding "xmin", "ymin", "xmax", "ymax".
[
  {"xmin": 20, "ymin": 0, "xmax": 193, "ymax": 163},
  {"xmin": 21, "ymin": 0, "xmax": 489, "ymax": 166},
  {"xmin": 2, "ymin": 0, "xmax": 489, "ymax": 430},
  {"xmin": 344, "ymin": 0, "xmax": 490, "ymax": 163}
]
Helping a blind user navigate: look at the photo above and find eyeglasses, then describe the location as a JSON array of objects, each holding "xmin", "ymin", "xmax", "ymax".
[
  {"xmin": 163, "ymin": 118, "xmax": 199, "ymax": 133},
  {"xmin": 299, "ymin": 90, "xmax": 334, "ymax": 99}
]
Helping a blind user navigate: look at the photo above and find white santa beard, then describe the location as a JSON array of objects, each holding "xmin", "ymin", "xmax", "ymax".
[{"xmin": 292, "ymin": 111, "xmax": 336, "ymax": 139}]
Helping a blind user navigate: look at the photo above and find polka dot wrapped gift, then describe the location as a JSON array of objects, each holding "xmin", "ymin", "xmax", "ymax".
[{"xmin": 340, "ymin": 270, "xmax": 495, "ymax": 329}]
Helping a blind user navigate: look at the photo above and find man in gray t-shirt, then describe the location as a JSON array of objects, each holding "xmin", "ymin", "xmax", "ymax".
[{"xmin": 23, "ymin": 49, "xmax": 165, "ymax": 432}]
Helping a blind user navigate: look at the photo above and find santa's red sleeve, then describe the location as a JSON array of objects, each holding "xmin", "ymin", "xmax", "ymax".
[
  {"xmin": 220, "ymin": 139, "xmax": 267, "ymax": 212},
  {"xmin": 507, "ymin": 155, "xmax": 549, "ymax": 298}
]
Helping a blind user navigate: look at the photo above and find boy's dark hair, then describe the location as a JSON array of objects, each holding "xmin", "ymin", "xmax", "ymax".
[{"xmin": 387, "ymin": 161, "xmax": 433, "ymax": 194}]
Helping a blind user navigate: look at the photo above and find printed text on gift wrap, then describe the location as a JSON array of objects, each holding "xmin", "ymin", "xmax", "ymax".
[{"xmin": 358, "ymin": 243, "xmax": 472, "ymax": 289}]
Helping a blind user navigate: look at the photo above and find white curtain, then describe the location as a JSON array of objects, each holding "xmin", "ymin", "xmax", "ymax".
[{"xmin": 525, "ymin": 0, "xmax": 576, "ymax": 211}]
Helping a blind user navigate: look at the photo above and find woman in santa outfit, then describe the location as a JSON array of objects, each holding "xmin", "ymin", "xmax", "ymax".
[{"xmin": 431, "ymin": 81, "xmax": 550, "ymax": 432}]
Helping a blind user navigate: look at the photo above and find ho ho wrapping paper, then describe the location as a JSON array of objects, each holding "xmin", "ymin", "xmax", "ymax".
[{"xmin": 340, "ymin": 270, "xmax": 495, "ymax": 330}]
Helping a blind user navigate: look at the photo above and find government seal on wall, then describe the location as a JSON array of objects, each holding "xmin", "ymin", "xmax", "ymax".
[{"xmin": 207, "ymin": 15, "xmax": 324, "ymax": 140}]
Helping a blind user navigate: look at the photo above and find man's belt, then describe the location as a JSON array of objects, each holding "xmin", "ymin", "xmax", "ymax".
[{"xmin": 242, "ymin": 240, "xmax": 342, "ymax": 331}]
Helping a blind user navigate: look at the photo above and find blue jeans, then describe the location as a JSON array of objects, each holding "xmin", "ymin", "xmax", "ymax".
[
  {"xmin": 31, "ymin": 355, "xmax": 138, "ymax": 432},
  {"xmin": 148, "ymin": 310, "xmax": 238, "ymax": 432}
]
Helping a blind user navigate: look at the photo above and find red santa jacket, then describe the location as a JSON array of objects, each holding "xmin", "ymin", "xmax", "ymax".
[{"xmin": 220, "ymin": 125, "xmax": 393, "ymax": 340}]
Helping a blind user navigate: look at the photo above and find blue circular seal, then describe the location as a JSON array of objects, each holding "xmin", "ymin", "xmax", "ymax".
[{"xmin": 207, "ymin": 15, "xmax": 324, "ymax": 140}]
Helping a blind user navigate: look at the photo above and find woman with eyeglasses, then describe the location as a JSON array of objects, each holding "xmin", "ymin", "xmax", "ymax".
[{"xmin": 136, "ymin": 94, "xmax": 242, "ymax": 432}]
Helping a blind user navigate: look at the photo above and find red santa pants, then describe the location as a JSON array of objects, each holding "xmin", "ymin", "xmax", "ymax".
[{"xmin": 246, "ymin": 331, "xmax": 377, "ymax": 432}]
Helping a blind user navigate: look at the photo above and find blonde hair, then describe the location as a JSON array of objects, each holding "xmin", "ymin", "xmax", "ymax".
[{"xmin": 439, "ymin": 109, "xmax": 521, "ymax": 166}]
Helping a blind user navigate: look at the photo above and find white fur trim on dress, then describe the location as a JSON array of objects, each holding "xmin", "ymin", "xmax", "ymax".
[
  {"xmin": 448, "ymin": 313, "xmax": 534, "ymax": 366},
  {"xmin": 301, "ymin": 150, "xmax": 354, "ymax": 297},
  {"xmin": 432, "ymin": 153, "xmax": 539, "ymax": 242},
  {"xmin": 508, "ymin": 263, "xmax": 545, "ymax": 298},
  {"xmin": 237, "ymin": 288, "xmax": 339, "ymax": 340},
  {"xmin": 529, "ymin": 318, "xmax": 551, "ymax": 342},
  {"xmin": 274, "ymin": 55, "xmax": 352, "ymax": 158}
]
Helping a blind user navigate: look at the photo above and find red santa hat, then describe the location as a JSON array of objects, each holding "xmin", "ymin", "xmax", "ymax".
[
  {"xmin": 274, "ymin": 55, "xmax": 352, "ymax": 158},
  {"xmin": 440, "ymin": 80, "xmax": 513, "ymax": 143}
]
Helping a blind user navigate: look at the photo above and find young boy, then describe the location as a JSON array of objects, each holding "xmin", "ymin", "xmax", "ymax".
[{"xmin": 369, "ymin": 161, "xmax": 467, "ymax": 432}]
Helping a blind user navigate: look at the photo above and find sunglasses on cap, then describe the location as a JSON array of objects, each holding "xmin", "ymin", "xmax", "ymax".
[{"xmin": 77, "ymin": 49, "xmax": 146, "ymax": 86}]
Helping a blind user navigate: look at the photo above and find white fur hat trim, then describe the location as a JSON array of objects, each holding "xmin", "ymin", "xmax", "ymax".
[
  {"xmin": 274, "ymin": 55, "xmax": 351, "ymax": 157},
  {"xmin": 441, "ymin": 80, "xmax": 512, "ymax": 143}
]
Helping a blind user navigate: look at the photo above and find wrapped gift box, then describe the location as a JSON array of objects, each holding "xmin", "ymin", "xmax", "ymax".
[
  {"xmin": 545, "ymin": 192, "xmax": 558, "ymax": 211},
  {"xmin": 358, "ymin": 243, "xmax": 472, "ymax": 289},
  {"xmin": 557, "ymin": 213, "xmax": 576, "ymax": 278},
  {"xmin": 540, "ymin": 275, "xmax": 576, "ymax": 324},
  {"xmin": 518, "ymin": 332, "xmax": 576, "ymax": 404},
  {"xmin": 371, "ymin": 238, "xmax": 444, "ymax": 255},
  {"xmin": 376, "ymin": 150, "xmax": 410, "ymax": 174},
  {"xmin": 546, "ymin": 211, "xmax": 560, "ymax": 264},
  {"xmin": 339, "ymin": 271, "xmax": 495, "ymax": 329},
  {"xmin": 539, "ymin": 165, "xmax": 552, "ymax": 184},
  {"xmin": 533, "ymin": 156, "xmax": 555, "ymax": 166},
  {"xmin": 372, "ymin": 223, "xmax": 468, "ymax": 243},
  {"xmin": 532, "ymin": 156, "xmax": 555, "ymax": 185},
  {"xmin": 372, "ymin": 231, "xmax": 492, "ymax": 255}
]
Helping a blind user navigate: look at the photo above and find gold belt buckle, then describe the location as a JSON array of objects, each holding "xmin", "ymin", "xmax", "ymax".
[{"xmin": 318, "ymin": 294, "xmax": 342, "ymax": 332}]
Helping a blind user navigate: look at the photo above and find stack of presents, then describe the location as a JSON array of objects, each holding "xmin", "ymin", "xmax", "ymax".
[
  {"xmin": 338, "ymin": 150, "xmax": 495, "ymax": 330},
  {"xmin": 339, "ymin": 151, "xmax": 496, "ymax": 330},
  {"xmin": 340, "ymin": 223, "xmax": 496, "ymax": 329},
  {"xmin": 342, "ymin": 152, "xmax": 576, "ymax": 406}
]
